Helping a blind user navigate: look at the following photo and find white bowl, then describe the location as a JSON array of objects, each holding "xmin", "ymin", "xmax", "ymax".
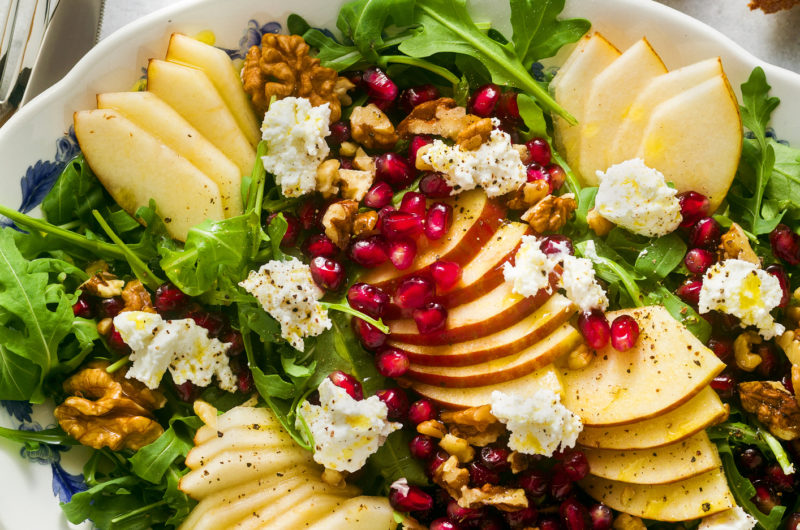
[{"xmin": 2, "ymin": 0, "xmax": 799, "ymax": 527}]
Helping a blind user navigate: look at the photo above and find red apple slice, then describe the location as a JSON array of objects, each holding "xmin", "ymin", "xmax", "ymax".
[
  {"xmin": 411, "ymin": 365, "xmax": 564, "ymax": 409},
  {"xmin": 406, "ymin": 322, "xmax": 582, "ymax": 387},
  {"xmin": 390, "ymin": 294, "xmax": 575, "ymax": 366}
]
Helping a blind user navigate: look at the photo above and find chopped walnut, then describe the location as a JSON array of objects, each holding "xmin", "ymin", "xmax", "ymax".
[
  {"xmin": 457, "ymin": 484, "xmax": 529, "ymax": 512},
  {"xmin": 433, "ymin": 455, "xmax": 470, "ymax": 498},
  {"xmin": 121, "ymin": 280, "xmax": 155, "ymax": 313},
  {"xmin": 507, "ymin": 451, "xmax": 529, "ymax": 474},
  {"xmin": 521, "ymin": 194, "xmax": 577, "ymax": 234},
  {"xmin": 242, "ymin": 34, "xmax": 345, "ymax": 121},
  {"xmin": 417, "ymin": 419, "xmax": 447, "ymax": 439},
  {"xmin": 54, "ymin": 361, "xmax": 166, "ymax": 451},
  {"xmin": 748, "ymin": 0, "xmax": 800, "ymax": 14},
  {"xmin": 587, "ymin": 209, "xmax": 614, "ymax": 236},
  {"xmin": 353, "ymin": 147, "xmax": 376, "ymax": 174},
  {"xmin": 441, "ymin": 405, "xmax": 506, "ymax": 447},
  {"xmin": 793, "ymin": 365, "xmax": 800, "ymax": 403},
  {"xmin": 739, "ymin": 380, "xmax": 800, "ymax": 440},
  {"xmin": 333, "ymin": 77, "xmax": 356, "ymax": 107},
  {"xmin": 396, "ymin": 98, "xmax": 480, "ymax": 141},
  {"xmin": 316, "ymin": 159, "xmax": 341, "ymax": 198},
  {"xmin": 96, "ymin": 317, "xmax": 113, "ymax": 336},
  {"xmin": 613, "ymin": 513, "xmax": 647, "ymax": 530},
  {"xmin": 513, "ymin": 144, "xmax": 532, "ymax": 164},
  {"xmin": 456, "ymin": 117, "xmax": 493, "ymax": 151},
  {"xmin": 322, "ymin": 200, "xmax": 358, "ymax": 249},
  {"xmin": 558, "ymin": 344, "xmax": 594, "ymax": 370},
  {"xmin": 439, "ymin": 433, "xmax": 475, "ymax": 463},
  {"xmin": 734, "ymin": 331, "xmax": 763, "ymax": 372},
  {"xmin": 507, "ymin": 180, "xmax": 549, "ymax": 211},
  {"xmin": 353, "ymin": 211, "xmax": 379, "ymax": 237},
  {"xmin": 350, "ymin": 104, "xmax": 398, "ymax": 150},
  {"xmin": 339, "ymin": 170, "xmax": 373, "ymax": 201},
  {"xmin": 720, "ymin": 222, "xmax": 760, "ymax": 264},
  {"xmin": 80, "ymin": 272, "xmax": 124, "ymax": 298},
  {"xmin": 339, "ymin": 141, "xmax": 358, "ymax": 158},
  {"xmin": 777, "ymin": 330, "xmax": 800, "ymax": 365}
]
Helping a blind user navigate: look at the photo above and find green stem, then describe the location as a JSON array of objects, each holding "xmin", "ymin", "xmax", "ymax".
[
  {"xmin": 111, "ymin": 499, "xmax": 167, "ymax": 524},
  {"xmin": 92, "ymin": 210, "xmax": 163, "ymax": 290},
  {"xmin": 0, "ymin": 426, "xmax": 77, "ymax": 445},
  {"xmin": 382, "ymin": 55, "xmax": 461, "ymax": 85},
  {"xmin": 319, "ymin": 301, "xmax": 390, "ymax": 333},
  {"xmin": 760, "ymin": 428, "xmax": 795, "ymax": 475},
  {"xmin": 551, "ymin": 150, "xmax": 582, "ymax": 198},
  {"xmin": 106, "ymin": 355, "xmax": 130, "ymax": 374}
]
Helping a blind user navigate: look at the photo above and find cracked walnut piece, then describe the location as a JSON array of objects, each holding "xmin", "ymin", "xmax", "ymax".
[
  {"xmin": 457, "ymin": 484, "xmax": 529, "ymax": 512},
  {"xmin": 242, "ymin": 34, "xmax": 346, "ymax": 122},
  {"xmin": 121, "ymin": 279, "xmax": 155, "ymax": 313},
  {"xmin": 440, "ymin": 405, "xmax": 506, "ymax": 447},
  {"xmin": 54, "ymin": 361, "xmax": 166, "ymax": 451},
  {"xmin": 720, "ymin": 222, "xmax": 760, "ymax": 264},
  {"xmin": 350, "ymin": 104, "xmax": 398, "ymax": 150},
  {"xmin": 396, "ymin": 98, "xmax": 481, "ymax": 141},
  {"xmin": 456, "ymin": 117, "xmax": 493, "ymax": 151},
  {"xmin": 739, "ymin": 380, "xmax": 800, "ymax": 440},
  {"xmin": 433, "ymin": 455, "xmax": 470, "ymax": 498},
  {"xmin": 521, "ymin": 194, "xmax": 577, "ymax": 234},
  {"xmin": 507, "ymin": 180, "xmax": 549, "ymax": 211},
  {"xmin": 322, "ymin": 200, "xmax": 359, "ymax": 249},
  {"xmin": 80, "ymin": 271, "xmax": 124, "ymax": 298}
]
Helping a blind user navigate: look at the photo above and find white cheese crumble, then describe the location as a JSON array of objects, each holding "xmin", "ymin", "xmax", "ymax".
[
  {"xmin": 420, "ymin": 121, "xmax": 526, "ymax": 197},
  {"xmin": 595, "ymin": 158, "xmax": 681, "ymax": 237},
  {"xmin": 503, "ymin": 235, "xmax": 554, "ymax": 297},
  {"xmin": 698, "ymin": 259, "xmax": 785, "ymax": 339},
  {"xmin": 297, "ymin": 379, "xmax": 401, "ymax": 472},
  {"xmin": 698, "ymin": 507, "xmax": 757, "ymax": 530},
  {"xmin": 564, "ymin": 240, "xmax": 609, "ymax": 312},
  {"xmin": 260, "ymin": 97, "xmax": 331, "ymax": 197},
  {"xmin": 239, "ymin": 257, "xmax": 332, "ymax": 351},
  {"xmin": 490, "ymin": 389, "xmax": 583, "ymax": 457},
  {"xmin": 113, "ymin": 311, "xmax": 236, "ymax": 392}
]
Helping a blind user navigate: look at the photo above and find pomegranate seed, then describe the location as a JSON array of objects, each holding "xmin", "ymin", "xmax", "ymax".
[
  {"xmin": 770, "ymin": 224, "xmax": 800, "ymax": 265},
  {"xmin": 676, "ymin": 279, "xmax": 702, "ymax": 306},
  {"xmin": 99, "ymin": 296, "xmax": 125, "ymax": 319},
  {"xmin": 430, "ymin": 518, "xmax": 459, "ymax": 530},
  {"xmin": 303, "ymin": 233, "xmax": 339, "ymax": 258},
  {"xmin": 560, "ymin": 498, "xmax": 589, "ymax": 530},
  {"xmin": 710, "ymin": 373, "xmax": 736, "ymax": 399},
  {"xmin": 756, "ymin": 343, "xmax": 780, "ymax": 378},
  {"xmin": 707, "ymin": 338, "xmax": 733, "ymax": 363},
  {"xmin": 504, "ymin": 507, "xmax": 538, "ymax": 528},
  {"xmin": 389, "ymin": 237, "xmax": 418, "ymax": 270},
  {"xmin": 783, "ymin": 373, "xmax": 795, "ymax": 394},
  {"xmin": 174, "ymin": 381, "xmax": 200, "ymax": 402},
  {"xmin": 766, "ymin": 464, "xmax": 795, "ymax": 491},
  {"xmin": 578, "ymin": 310, "xmax": 610, "ymax": 350},
  {"xmin": 689, "ymin": 217, "xmax": 722, "ymax": 249},
  {"xmin": 362, "ymin": 67, "xmax": 398, "ymax": 102},
  {"xmin": 588, "ymin": 504, "xmax": 613, "ymax": 530},
  {"xmin": 309, "ymin": 256, "xmax": 346, "ymax": 291},
  {"xmin": 389, "ymin": 482, "xmax": 433, "ymax": 512},
  {"xmin": 431, "ymin": 261, "xmax": 462, "ymax": 291},
  {"xmin": 352, "ymin": 317, "xmax": 387, "ymax": 350},
  {"xmin": 425, "ymin": 202, "xmax": 452, "ymax": 240},
  {"xmin": 376, "ymin": 388, "xmax": 410, "ymax": 421},
  {"xmin": 409, "ymin": 136, "xmax": 433, "ymax": 167},
  {"xmin": 610, "ymin": 315, "xmax": 639, "ymax": 352},
  {"xmin": 400, "ymin": 192, "xmax": 428, "ymax": 217},
  {"xmin": 409, "ymin": 399, "xmax": 437, "ymax": 425},
  {"xmin": 419, "ymin": 172, "xmax": 452, "ymax": 198},
  {"xmin": 368, "ymin": 97, "xmax": 394, "ymax": 112},
  {"xmin": 396, "ymin": 276, "xmax": 435, "ymax": 310},
  {"xmin": 382, "ymin": 211, "xmax": 425, "ymax": 240},
  {"xmin": 427, "ymin": 450, "xmax": 449, "ymax": 477},
  {"xmin": 376, "ymin": 152, "xmax": 413, "ymax": 188},
  {"xmin": 495, "ymin": 91, "xmax": 520, "ymax": 121},
  {"xmin": 753, "ymin": 483, "xmax": 779, "ymax": 514},
  {"xmin": 469, "ymin": 461, "xmax": 500, "ymax": 486},
  {"xmin": 526, "ymin": 138, "xmax": 552, "ymax": 166},
  {"xmin": 468, "ymin": 84, "xmax": 501, "ymax": 117},
  {"xmin": 538, "ymin": 517, "xmax": 561, "ymax": 530},
  {"xmin": 547, "ymin": 164, "xmax": 566, "ymax": 191},
  {"xmin": 339, "ymin": 157, "xmax": 354, "ymax": 170},
  {"xmin": 328, "ymin": 370, "xmax": 363, "ymax": 400},
  {"xmin": 328, "ymin": 121, "xmax": 351, "ymax": 146},
  {"xmin": 678, "ymin": 191, "xmax": 710, "ymax": 228},
  {"xmin": 375, "ymin": 347, "xmax": 410, "ymax": 377},
  {"xmin": 550, "ymin": 467, "xmax": 573, "ymax": 500},
  {"xmin": 684, "ymin": 248, "xmax": 715, "ymax": 275},
  {"xmin": 737, "ymin": 448, "xmax": 764, "ymax": 474},
  {"xmin": 413, "ymin": 301, "xmax": 448, "ymax": 334},
  {"xmin": 266, "ymin": 213, "xmax": 301, "ymax": 247},
  {"xmin": 409, "ymin": 434, "xmax": 436, "ymax": 460},
  {"xmin": 447, "ymin": 499, "xmax": 484, "ymax": 523},
  {"xmin": 766, "ymin": 264, "xmax": 790, "ymax": 307},
  {"xmin": 72, "ymin": 294, "xmax": 94, "ymax": 318},
  {"xmin": 297, "ymin": 201, "xmax": 321, "ymax": 230},
  {"xmin": 364, "ymin": 181, "xmax": 394, "ymax": 209},
  {"xmin": 561, "ymin": 450, "xmax": 590, "ymax": 481},
  {"xmin": 526, "ymin": 163, "xmax": 549, "ymax": 184},
  {"xmin": 237, "ymin": 365, "xmax": 254, "ymax": 393},
  {"xmin": 787, "ymin": 513, "xmax": 800, "ymax": 530},
  {"xmin": 347, "ymin": 283, "xmax": 390, "ymax": 319},
  {"xmin": 185, "ymin": 310, "xmax": 227, "ymax": 338},
  {"xmin": 540, "ymin": 235, "xmax": 574, "ymax": 256},
  {"xmin": 399, "ymin": 84, "xmax": 440, "ymax": 114},
  {"xmin": 107, "ymin": 325, "xmax": 130, "ymax": 353},
  {"xmin": 519, "ymin": 469, "xmax": 549, "ymax": 497},
  {"xmin": 349, "ymin": 235, "xmax": 390, "ymax": 267},
  {"xmin": 480, "ymin": 446, "xmax": 510, "ymax": 472},
  {"xmin": 154, "ymin": 283, "xmax": 188, "ymax": 314},
  {"xmin": 220, "ymin": 329, "xmax": 244, "ymax": 356}
]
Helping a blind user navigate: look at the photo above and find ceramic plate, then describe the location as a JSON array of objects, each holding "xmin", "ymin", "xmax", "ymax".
[{"xmin": 1, "ymin": 0, "xmax": 799, "ymax": 527}]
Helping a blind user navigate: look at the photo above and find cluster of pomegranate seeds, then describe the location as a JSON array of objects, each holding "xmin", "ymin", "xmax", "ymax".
[
  {"xmin": 609, "ymin": 315, "xmax": 639, "ymax": 352},
  {"xmin": 376, "ymin": 387, "xmax": 409, "ymax": 421},
  {"xmin": 577, "ymin": 309, "xmax": 610, "ymax": 350},
  {"xmin": 328, "ymin": 370, "xmax": 364, "ymax": 400},
  {"xmin": 375, "ymin": 347, "xmax": 410, "ymax": 377},
  {"xmin": 72, "ymin": 294, "xmax": 94, "ymax": 318},
  {"xmin": 396, "ymin": 276, "xmax": 435, "ymax": 310},
  {"xmin": 770, "ymin": 224, "xmax": 800, "ymax": 265}
]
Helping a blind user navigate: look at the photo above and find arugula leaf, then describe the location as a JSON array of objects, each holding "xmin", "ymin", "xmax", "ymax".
[
  {"xmin": 337, "ymin": 0, "xmax": 415, "ymax": 63},
  {"xmin": 576, "ymin": 238, "xmax": 644, "ymax": 307},
  {"xmin": 360, "ymin": 430, "xmax": 429, "ymax": 493},
  {"xmin": 129, "ymin": 416, "xmax": 202, "ymax": 484},
  {"xmin": 517, "ymin": 93, "xmax": 547, "ymax": 141},
  {"xmin": 266, "ymin": 212, "xmax": 288, "ymax": 261},
  {"xmin": 764, "ymin": 139, "xmax": 800, "ymax": 217},
  {"xmin": 633, "ymin": 233, "xmax": 687, "ymax": 280},
  {"xmin": 509, "ymin": 0, "xmax": 590, "ymax": 68},
  {"xmin": 41, "ymin": 155, "xmax": 109, "ymax": 225}
]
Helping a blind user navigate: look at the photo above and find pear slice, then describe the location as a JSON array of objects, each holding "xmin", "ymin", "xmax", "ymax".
[
  {"xmin": 307, "ymin": 497, "xmax": 395, "ymax": 530},
  {"xmin": 185, "ymin": 426, "xmax": 297, "ymax": 469},
  {"xmin": 73, "ymin": 109, "xmax": 224, "ymax": 242},
  {"xmin": 235, "ymin": 481, "xmax": 341, "ymax": 529},
  {"xmin": 578, "ymin": 386, "xmax": 729, "ymax": 450},
  {"xmin": 165, "ymin": 33, "xmax": 261, "ymax": 147},
  {"xmin": 240, "ymin": 493, "xmax": 353, "ymax": 530},
  {"xmin": 637, "ymin": 74, "xmax": 742, "ymax": 211},
  {"xmin": 583, "ymin": 431, "xmax": 721, "ymax": 484},
  {"xmin": 552, "ymin": 33, "xmax": 620, "ymax": 174},
  {"xmin": 147, "ymin": 59, "xmax": 256, "ymax": 176},
  {"xmin": 560, "ymin": 306, "xmax": 725, "ymax": 426},
  {"xmin": 580, "ymin": 468, "xmax": 735, "ymax": 522},
  {"xmin": 610, "ymin": 57, "xmax": 723, "ymax": 166},
  {"xmin": 576, "ymin": 38, "xmax": 667, "ymax": 184},
  {"xmin": 97, "ymin": 91, "xmax": 243, "ymax": 217}
]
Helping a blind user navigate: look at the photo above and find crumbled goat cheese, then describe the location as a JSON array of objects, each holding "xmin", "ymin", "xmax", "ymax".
[
  {"xmin": 421, "ymin": 122, "xmax": 526, "ymax": 197},
  {"xmin": 260, "ymin": 97, "xmax": 331, "ymax": 197},
  {"xmin": 563, "ymin": 240, "xmax": 609, "ymax": 312},
  {"xmin": 699, "ymin": 259, "xmax": 785, "ymax": 339},
  {"xmin": 490, "ymin": 389, "xmax": 583, "ymax": 457},
  {"xmin": 297, "ymin": 379, "xmax": 401, "ymax": 472},
  {"xmin": 113, "ymin": 311, "xmax": 236, "ymax": 392},
  {"xmin": 239, "ymin": 257, "xmax": 332, "ymax": 351},
  {"xmin": 503, "ymin": 235, "xmax": 555, "ymax": 297},
  {"xmin": 698, "ymin": 507, "xmax": 756, "ymax": 530},
  {"xmin": 595, "ymin": 158, "xmax": 681, "ymax": 237}
]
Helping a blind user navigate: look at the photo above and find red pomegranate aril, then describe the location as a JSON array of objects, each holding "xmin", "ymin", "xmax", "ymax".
[
  {"xmin": 737, "ymin": 448, "xmax": 764, "ymax": 474},
  {"xmin": 266, "ymin": 212, "xmax": 301, "ymax": 247},
  {"xmin": 352, "ymin": 317, "xmax": 387, "ymax": 350},
  {"xmin": 540, "ymin": 235, "xmax": 574, "ymax": 256},
  {"xmin": 710, "ymin": 373, "xmax": 736, "ymax": 399},
  {"xmin": 578, "ymin": 310, "xmax": 610, "ymax": 350},
  {"xmin": 468, "ymin": 84, "xmax": 501, "ymax": 117},
  {"xmin": 364, "ymin": 181, "xmax": 394, "ymax": 209},
  {"xmin": 676, "ymin": 279, "xmax": 703, "ymax": 306},
  {"xmin": 154, "ymin": 283, "xmax": 189, "ymax": 314},
  {"xmin": 753, "ymin": 484, "xmax": 779, "ymax": 514},
  {"xmin": 107, "ymin": 325, "xmax": 130, "ymax": 353},
  {"xmin": 221, "ymin": 329, "xmax": 245, "ymax": 356},
  {"xmin": 426, "ymin": 202, "xmax": 452, "ymax": 240},
  {"xmin": 550, "ymin": 467, "xmax": 574, "ymax": 500},
  {"xmin": 350, "ymin": 235, "xmax": 390, "ymax": 267},
  {"xmin": 409, "ymin": 136, "xmax": 433, "ymax": 167},
  {"xmin": 783, "ymin": 373, "xmax": 795, "ymax": 394},
  {"xmin": 431, "ymin": 261, "xmax": 462, "ymax": 291},
  {"xmin": 174, "ymin": 381, "xmax": 200, "ymax": 402},
  {"xmin": 376, "ymin": 387, "xmax": 410, "ymax": 421},
  {"xmin": 787, "ymin": 513, "xmax": 800, "ymax": 530},
  {"xmin": 689, "ymin": 217, "xmax": 722, "ymax": 249},
  {"xmin": 519, "ymin": 469, "xmax": 549, "ymax": 497},
  {"xmin": 303, "ymin": 234, "xmax": 339, "ymax": 258},
  {"xmin": 409, "ymin": 398, "xmax": 437, "ymax": 425},
  {"xmin": 400, "ymin": 192, "xmax": 428, "ymax": 217},
  {"xmin": 610, "ymin": 314, "xmax": 639, "ymax": 352},
  {"xmin": 447, "ymin": 499, "xmax": 484, "ymax": 522},
  {"xmin": 236, "ymin": 365, "xmax": 254, "ymax": 394},
  {"xmin": 538, "ymin": 517, "xmax": 561, "ymax": 530},
  {"xmin": 684, "ymin": 248, "xmax": 715, "ymax": 275},
  {"xmin": 413, "ymin": 302, "xmax": 448, "ymax": 334},
  {"xmin": 427, "ymin": 450, "xmax": 449, "ymax": 477},
  {"xmin": 297, "ymin": 200, "xmax": 321, "ymax": 230},
  {"xmin": 756, "ymin": 343, "xmax": 779, "ymax": 378},
  {"xmin": 766, "ymin": 264, "xmax": 790, "ymax": 307},
  {"xmin": 389, "ymin": 237, "xmax": 417, "ymax": 270},
  {"xmin": 560, "ymin": 498, "xmax": 589, "ymax": 530},
  {"xmin": 99, "ymin": 296, "xmax": 125, "ymax": 319},
  {"xmin": 339, "ymin": 157, "xmax": 354, "ymax": 170},
  {"xmin": 469, "ymin": 461, "xmax": 500, "ymax": 486},
  {"xmin": 328, "ymin": 370, "xmax": 364, "ymax": 400},
  {"xmin": 375, "ymin": 347, "xmax": 411, "ymax": 377},
  {"xmin": 310, "ymin": 256, "xmax": 345, "ymax": 291},
  {"xmin": 396, "ymin": 276, "xmax": 435, "ymax": 310},
  {"xmin": 389, "ymin": 482, "xmax": 433, "ymax": 512},
  {"xmin": 678, "ymin": 191, "xmax": 710, "ymax": 228},
  {"xmin": 410, "ymin": 434, "xmax": 435, "ymax": 460},
  {"xmin": 504, "ymin": 507, "xmax": 538, "ymax": 528},
  {"xmin": 72, "ymin": 294, "xmax": 94, "ymax": 318},
  {"xmin": 707, "ymin": 338, "xmax": 734, "ymax": 363},
  {"xmin": 328, "ymin": 120, "xmax": 351, "ymax": 146},
  {"xmin": 480, "ymin": 446, "xmax": 510, "ymax": 472},
  {"xmin": 588, "ymin": 504, "xmax": 613, "ymax": 530},
  {"xmin": 526, "ymin": 162, "xmax": 548, "ymax": 184},
  {"xmin": 187, "ymin": 310, "xmax": 228, "ymax": 338},
  {"xmin": 376, "ymin": 152, "xmax": 413, "ymax": 188},
  {"xmin": 362, "ymin": 67, "xmax": 398, "ymax": 102},
  {"xmin": 526, "ymin": 138, "xmax": 552, "ymax": 166},
  {"xmin": 430, "ymin": 518, "xmax": 459, "ymax": 530},
  {"xmin": 547, "ymin": 164, "xmax": 567, "ymax": 191},
  {"xmin": 770, "ymin": 224, "xmax": 800, "ymax": 265},
  {"xmin": 382, "ymin": 211, "xmax": 425, "ymax": 240},
  {"xmin": 419, "ymin": 172, "xmax": 452, "ymax": 198},
  {"xmin": 495, "ymin": 91, "xmax": 520, "ymax": 121},
  {"xmin": 766, "ymin": 464, "xmax": 795, "ymax": 491},
  {"xmin": 399, "ymin": 84, "xmax": 440, "ymax": 114},
  {"xmin": 561, "ymin": 450, "xmax": 590, "ymax": 481},
  {"xmin": 347, "ymin": 283, "xmax": 390, "ymax": 319}
]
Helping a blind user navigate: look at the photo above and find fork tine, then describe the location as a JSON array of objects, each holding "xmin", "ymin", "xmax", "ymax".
[{"xmin": 0, "ymin": 0, "xmax": 48, "ymax": 104}]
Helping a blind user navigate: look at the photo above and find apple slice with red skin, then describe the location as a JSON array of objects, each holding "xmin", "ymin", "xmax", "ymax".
[
  {"xmin": 360, "ymin": 190, "xmax": 506, "ymax": 291},
  {"xmin": 406, "ymin": 322, "xmax": 582, "ymax": 387},
  {"xmin": 389, "ymin": 294, "xmax": 575, "ymax": 367}
]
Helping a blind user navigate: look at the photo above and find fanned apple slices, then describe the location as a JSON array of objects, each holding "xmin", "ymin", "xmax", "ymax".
[{"xmin": 179, "ymin": 405, "xmax": 394, "ymax": 530}]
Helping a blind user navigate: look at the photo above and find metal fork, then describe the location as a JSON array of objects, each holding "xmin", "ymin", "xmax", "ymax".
[{"xmin": 0, "ymin": 0, "xmax": 52, "ymax": 126}]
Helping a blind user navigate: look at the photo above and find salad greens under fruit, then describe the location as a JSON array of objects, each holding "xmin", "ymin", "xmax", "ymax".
[{"xmin": 1, "ymin": 0, "xmax": 800, "ymax": 528}]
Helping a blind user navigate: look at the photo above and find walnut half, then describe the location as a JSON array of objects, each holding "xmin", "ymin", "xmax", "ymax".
[
  {"xmin": 521, "ymin": 194, "xmax": 577, "ymax": 234},
  {"xmin": 739, "ymin": 380, "xmax": 800, "ymax": 440}
]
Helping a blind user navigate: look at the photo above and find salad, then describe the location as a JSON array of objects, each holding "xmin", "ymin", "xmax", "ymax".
[{"xmin": 1, "ymin": 0, "xmax": 800, "ymax": 528}]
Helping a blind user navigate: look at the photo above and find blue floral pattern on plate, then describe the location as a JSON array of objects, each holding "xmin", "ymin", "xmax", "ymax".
[{"xmin": 219, "ymin": 20, "xmax": 282, "ymax": 60}]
